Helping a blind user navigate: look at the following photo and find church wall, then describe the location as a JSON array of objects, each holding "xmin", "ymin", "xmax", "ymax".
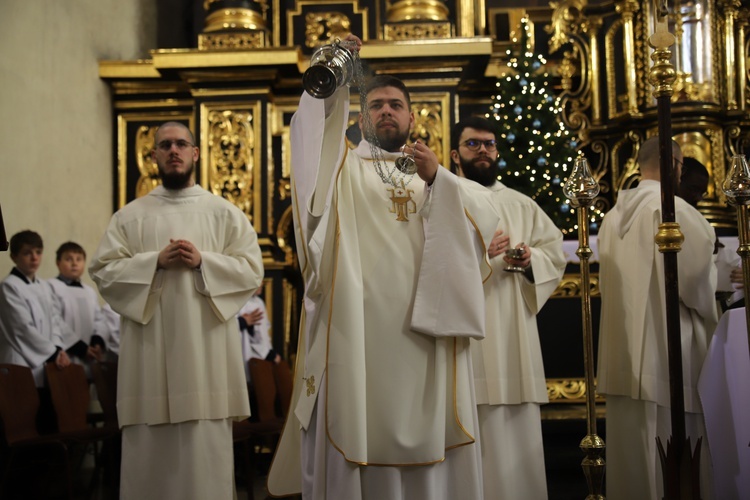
[{"xmin": 0, "ymin": 0, "xmax": 156, "ymax": 281}]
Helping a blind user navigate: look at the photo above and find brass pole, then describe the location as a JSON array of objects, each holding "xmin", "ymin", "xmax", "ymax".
[
  {"xmin": 564, "ymin": 157, "xmax": 604, "ymax": 500},
  {"xmin": 722, "ymin": 154, "xmax": 750, "ymax": 364}
]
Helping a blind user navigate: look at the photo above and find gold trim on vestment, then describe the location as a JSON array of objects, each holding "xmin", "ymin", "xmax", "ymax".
[
  {"xmin": 448, "ymin": 337, "xmax": 476, "ymax": 447},
  {"xmin": 290, "ymin": 177, "xmax": 309, "ymax": 276},
  {"xmin": 464, "ymin": 207, "xmax": 493, "ymax": 284}
]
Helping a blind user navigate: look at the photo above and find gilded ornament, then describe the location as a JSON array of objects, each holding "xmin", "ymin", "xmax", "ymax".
[
  {"xmin": 206, "ymin": 109, "xmax": 256, "ymax": 222},
  {"xmin": 135, "ymin": 125, "xmax": 161, "ymax": 199},
  {"xmin": 384, "ymin": 22, "xmax": 452, "ymax": 40},
  {"xmin": 304, "ymin": 12, "xmax": 352, "ymax": 49}
]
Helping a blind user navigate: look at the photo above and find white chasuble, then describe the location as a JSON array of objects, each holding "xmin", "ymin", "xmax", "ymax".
[
  {"xmin": 89, "ymin": 185, "xmax": 263, "ymax": 426},
  {"xmin": 269, "ymin": 87, "xmax": 497, "ymax": 497}
]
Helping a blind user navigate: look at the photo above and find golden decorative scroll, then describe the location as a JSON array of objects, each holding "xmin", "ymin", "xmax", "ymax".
[
  {"xmin": 199, "ymin": 32, "xmax": 265, "ymax": 50},
  {"xmin": 551, "ymin": 273, "xmax": 600, "ymax": 298},
  {"xmin": 287, "ymin": 1, "xmax": 367, "ymax": 48},
  {"xmin": 547, "ymin": 378, "xmax": 605, "ymax": 403},
  {"xmin": 411, "ymin": 101, "xmax": 445, "ymax": 166},
  {"xmin": 202, "ymin": 107, "xmax": 259, "ymax": 223},
  {"xmin": 135, "ymin": 125, "xmax": 160, "ymax": 199},
  {"xmin": 408, "ymin": 92, "xmax": 450, "ymax": 168},
  {"xmin": 304, "ymin": 11, "xmax": 352, "ymax": 48},
  {"xmin": 384, "ymin": 22, "xmax": 452, "ymax": 40}
]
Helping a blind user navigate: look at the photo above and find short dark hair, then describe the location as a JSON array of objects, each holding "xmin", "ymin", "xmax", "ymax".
[
  {"xmin": 10, "ymin": 230, "xmax": 43, "ymax": 257},
  {"xmin": 365, "ymin": 75, "xmax": 411, "ymax": 107},
  {"xmin": 56, "ymin": 241, "xmax": 86, "ymax": 261},
  {"xmin": 678, "ymin": 156, "xmax": 710, "ymax": 207},
  {"xmin": 154, "ymin": 121, "xmax": 195, "ymax": 145},
  {"xmin": 451, "ymin": 116, "xmax": 498, "ymax": 152}
]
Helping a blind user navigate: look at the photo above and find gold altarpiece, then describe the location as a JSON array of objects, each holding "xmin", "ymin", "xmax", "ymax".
[{"xmin": 99, "ymin": 0, "xmax": 750, "ymax": 404}]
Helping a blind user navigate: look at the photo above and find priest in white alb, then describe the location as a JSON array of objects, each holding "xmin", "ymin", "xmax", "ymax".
[
  {"xmin": 451, "ymin": 116, "xmax": 566, "ymax": 499},
  {"xmin": 597, "ymin": 136, "xmax": 717, "ymax": 500},
  {"xmin": 89, "ymin": 121, "xmax": 264, "ymax": 500}
]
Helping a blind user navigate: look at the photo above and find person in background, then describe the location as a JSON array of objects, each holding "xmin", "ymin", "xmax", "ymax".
[
  {"xmin": 89, "ymin": 121, "xmax": 264, "ymax": 500},
  {"xmin": 677, "ymin": 157, "xmax": 740, "ymax": 310},
  {"xmin": 237, "ymin": 287, "xmax": 280, "ymax": 381},
  {"xmin": 451, "ymin": 115, "xmax": 565, "ymax": 499},
  {"xmin": 46, "ymin": 241, "xmax": 112, "ymax": 366},
  {"xmin": 0, "ymin": 230, "xmax": 71, "ymax": 386},
  {"xmin": 597, "ymin": 136, "xmax": 717, "ymax": 500}
]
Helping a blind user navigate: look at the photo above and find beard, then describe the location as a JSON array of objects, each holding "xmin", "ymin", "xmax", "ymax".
[
  {"xmin": 459, "ymin": 153, "xmax": 499, "ymax": 187},
  {"xmin": 158, "ymin": 158, "xmax": 195, "ymax": 190},
  {"xmin": 374, "ymin": 120, "xmax": 410, "ymax": 153}
]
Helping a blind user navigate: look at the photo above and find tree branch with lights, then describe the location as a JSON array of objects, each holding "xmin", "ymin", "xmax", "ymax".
[{"xmin": 486, "ymin": 16, "xmax": 602, "ymax": 236}]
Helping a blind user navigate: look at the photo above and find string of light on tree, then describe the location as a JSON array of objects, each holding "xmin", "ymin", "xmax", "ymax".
[{"xmin": 485, "ymin": 16, "xmax": 604, "ymax": 235}]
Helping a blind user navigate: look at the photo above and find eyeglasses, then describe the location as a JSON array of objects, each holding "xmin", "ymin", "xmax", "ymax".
[
  {"xmin": 156, "ymin": 139, "xmax": 194, "ymax": 151},
  {"xmin": 460, "ymin": 139, "xmax": 498, "ymax": 152}
]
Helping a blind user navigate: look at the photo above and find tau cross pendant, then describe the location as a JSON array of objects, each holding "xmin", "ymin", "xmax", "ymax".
[{"xmin": 388, "ymin": 179, "xmax": 416, "ymax": 222}]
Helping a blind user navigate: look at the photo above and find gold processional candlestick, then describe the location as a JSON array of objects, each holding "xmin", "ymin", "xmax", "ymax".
[
  {"xmin": 722, "ymin": 153, "xmax": 750, "ymax": 362},
  {"xmin": 563, "ymin": 156, "xmax": 605, "ymax": 500}
]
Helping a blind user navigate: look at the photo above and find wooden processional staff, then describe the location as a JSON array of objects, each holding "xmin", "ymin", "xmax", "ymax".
[{"xmin": 649, "ymin": 1, "xmax": 702, "ymax": 498}]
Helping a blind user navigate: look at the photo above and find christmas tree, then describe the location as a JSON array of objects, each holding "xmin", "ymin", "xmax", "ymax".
[{"xmin": 486, "ymin": 16, "xmax": 601, "ymax": 236}]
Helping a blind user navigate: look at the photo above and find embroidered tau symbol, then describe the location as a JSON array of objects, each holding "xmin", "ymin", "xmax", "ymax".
[
  {"xmin": 303, "ymin": 375, "xmax": 316, "ymax": 396},
  {"xmin": 388, "ymin": 179, "xmax": 417, "ymax": 222}
]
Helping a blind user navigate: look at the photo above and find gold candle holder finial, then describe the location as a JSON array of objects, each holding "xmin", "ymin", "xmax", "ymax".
[
  {"xmin": 648, "ymin": 0, "xmax": 676, "ymax": 99},
  {"xmin": 563, "ymin": 156, "xmax": 605, "ymax": 500},
  {"xmin": 722, "ymin": 153, "xmax": 750, "ymax": 360}
]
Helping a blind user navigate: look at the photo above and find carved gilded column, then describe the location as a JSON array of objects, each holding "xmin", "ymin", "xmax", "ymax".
[
  {"xmin": 456, "ymin": 0, "xmax": 477, "ymax": 37},
  {"xmin": 616, "ymin": 0, "xmax": 641, "ymax": 116},
  {"xmin": 583, "ymin": 17, "xmax": 603, "ymax": 124},
  {"xmin": 199, "ymin": 0, "xmax": 269, "ymax": 50},
  {"xmin": 720, "ymin": 0, "xmax": 741, "ymax": 110},
  {"xmin": 737, "ymin": 10, "xmax": 748, "ymax": 112},
  {"xmin": 384, "ymin": 0, "xmax": 452, "ymax": 40}
]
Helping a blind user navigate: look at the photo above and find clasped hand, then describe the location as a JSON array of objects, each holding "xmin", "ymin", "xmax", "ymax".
[{"xmin": 158, "ymin": 239, "xmax": 202, "ymax": 270}]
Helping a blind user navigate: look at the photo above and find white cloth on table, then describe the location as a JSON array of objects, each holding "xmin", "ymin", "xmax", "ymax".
[{"xmin": 698, "ymin": 307, "xmax": 750, "ymax": 500}]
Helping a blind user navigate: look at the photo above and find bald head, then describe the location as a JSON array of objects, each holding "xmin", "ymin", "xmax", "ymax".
[{"xmin": 638, "ymin": 136, "xmax": 682, "ymax": 181}]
